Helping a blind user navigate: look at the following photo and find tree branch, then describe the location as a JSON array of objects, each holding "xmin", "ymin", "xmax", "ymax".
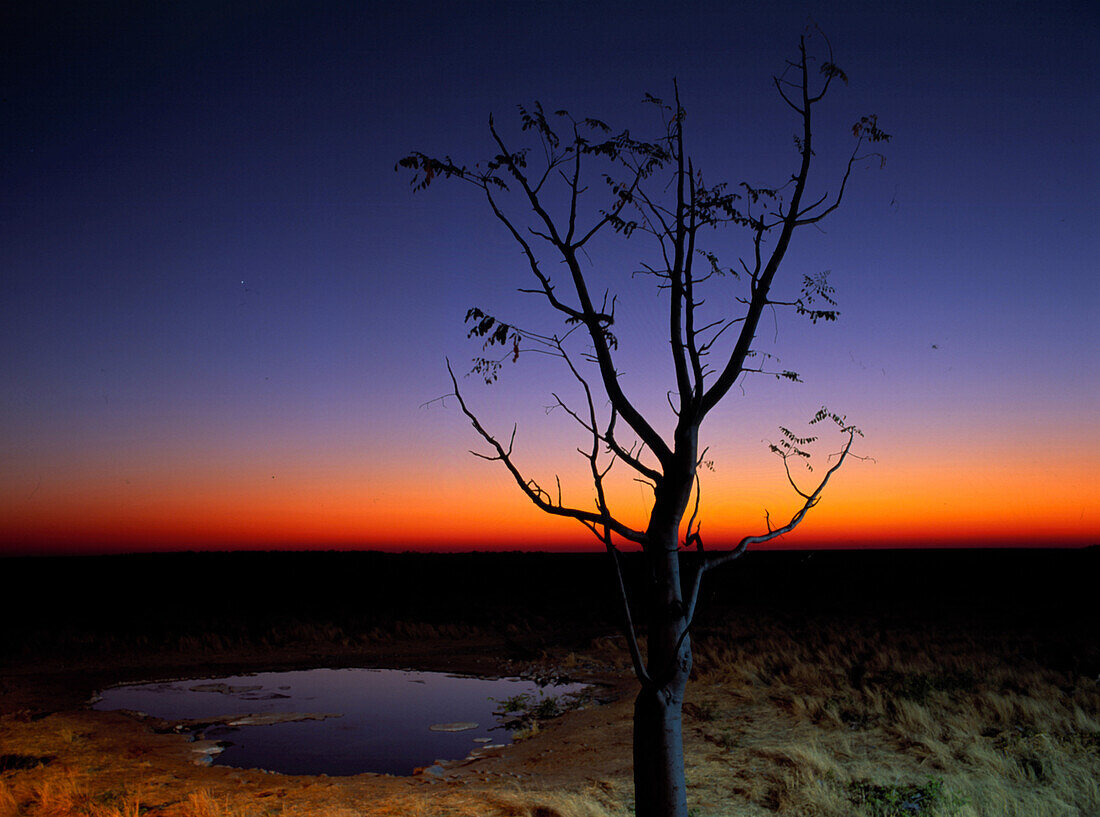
[
  {"xmin": 699, "ymin": 36, "xmax": 817, "ymax": 418},
  {"xmin": 447, "ymin": 360, "xmax": 648, "ymax": 544}
]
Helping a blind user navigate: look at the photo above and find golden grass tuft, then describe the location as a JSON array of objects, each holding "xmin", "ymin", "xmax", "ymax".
[
  {"xmin": 366, "ymin": 786, "xmax": 626, "ymax": 817},
  {"xmin": 184, "ymin": 790, "xmax": 233, "ymax": 817},
  {"xmin": 0, "ymin": 771, "xmax": 147, "ymax": 817},
  {"xmin": 0, "ymin": 781, "xmax": 20, "ymax": 817}
]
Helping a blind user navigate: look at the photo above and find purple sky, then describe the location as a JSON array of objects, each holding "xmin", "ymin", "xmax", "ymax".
[{"xmin": 2, "ymin": 1, "xmax": 1097, "ymax": 552}]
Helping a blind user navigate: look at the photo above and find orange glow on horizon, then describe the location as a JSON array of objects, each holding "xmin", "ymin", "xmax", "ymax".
[
  {"xmin": 3, "ymin": 451, "xmax": 1095, "ymax": 555},
  {"xmin": 2, "ymin": 412, "xmax": 1097, "ymax": 556}
]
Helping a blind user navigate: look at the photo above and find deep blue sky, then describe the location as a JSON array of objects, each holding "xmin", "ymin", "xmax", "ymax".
[{"xmin": 2, "ymin": 1, "xmax": 1097, "ymax": 552}]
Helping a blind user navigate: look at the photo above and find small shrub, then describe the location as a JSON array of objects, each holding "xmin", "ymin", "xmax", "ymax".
[
  {"xmin": 875, "ymin": 671, "xmax": 977, "ymax": 704},
  {"xmin": 494, "ymin": 691, "xmax": 537, "ymax": 714},
  {"xmin": 0, "ymin": 753, "xmax": 54, "ymax": 771},
  {"xmin": 846, "ymin": 777, "xmax": 967, "ymax": 816},
  {"xmin": 703, "ymin": 730, "xmax": 738, "ymax": 750},
  {"xmin": 683, "ymin": 700, "xmax": 718, "ymax": 722},
  {"xmin": 492, "ymin": 691, "xmax": 577, "ymax": 735},
  {"xmin": 533, "ymin": 695, "xmax": 564, "ymax": 719}
]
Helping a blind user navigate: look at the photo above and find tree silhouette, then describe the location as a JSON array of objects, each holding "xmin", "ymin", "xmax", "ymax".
[{"xmin": 399, "ymin": 31, "xmax": 888, "ymax": 817}]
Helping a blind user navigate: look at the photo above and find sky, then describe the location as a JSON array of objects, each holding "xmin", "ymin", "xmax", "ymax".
[{"xmin": 2, "ymin": 0, "xmax": 1097, "ymax": 556}]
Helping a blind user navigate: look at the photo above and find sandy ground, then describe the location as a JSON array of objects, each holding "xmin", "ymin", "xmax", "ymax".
[
  {"xmin": 6, "ymin": 550, "xmax": 1095, "ymax": 815},
  {"xmin": 0, "ymin": 638, "xmax": 639, "ymax": 814}
]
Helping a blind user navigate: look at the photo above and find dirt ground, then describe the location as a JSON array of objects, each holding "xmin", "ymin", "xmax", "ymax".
[
  {"xmin": 4, "ymin": 550, "xmax": 1096, "ymax": 816},
  {"xmin": 0, "ymin": 637, "xmax": 640, "ymax": 815}
]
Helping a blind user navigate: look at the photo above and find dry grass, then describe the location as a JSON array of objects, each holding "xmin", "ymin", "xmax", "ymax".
[
  {"xmin": 0, "ymin": 781, "xmax": 19, "ymax": 817},
  {"xmin": 0, "ymin": 764, "xmax": 627, "ymax": 817},
  {"xmin": 3, "ymin": 610, "xmax": 1096, "ymax": 816},
  {"xmin": 665, "ymin": 616, "xmax": 1100, "ymax": 816},
  {"xmin": 366, "ymin": 785, "xmax": 627, "ymax": 817},
  {"xmin": 0, "ymin": 773, "xmax": 145, "ymax": 817}
]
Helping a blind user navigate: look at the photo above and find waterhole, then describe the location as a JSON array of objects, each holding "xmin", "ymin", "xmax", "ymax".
[{"xmin": 92, "ymin": 667, "xmax": 588, "ymax": 776}]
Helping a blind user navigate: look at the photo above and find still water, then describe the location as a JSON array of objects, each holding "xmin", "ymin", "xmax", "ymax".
[{"xmin": 92, "ymin": 668, "xmax": 587, "ymax": 776}]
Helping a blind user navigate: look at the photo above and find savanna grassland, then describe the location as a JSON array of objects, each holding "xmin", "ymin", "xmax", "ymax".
[{"xmin": 1, "ymin": 549, "xmax": 1096, "ymax": 817}]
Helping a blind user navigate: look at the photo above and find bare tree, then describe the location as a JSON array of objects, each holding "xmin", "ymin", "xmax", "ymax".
[{"xmin": 399, "ymin": 32, "xmax": 888, "ymax": 817}]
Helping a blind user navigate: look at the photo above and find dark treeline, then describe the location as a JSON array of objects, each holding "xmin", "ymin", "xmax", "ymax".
[{"xmin": 3, "ymin": 547, "xmax": 1095, "ymax": 664}]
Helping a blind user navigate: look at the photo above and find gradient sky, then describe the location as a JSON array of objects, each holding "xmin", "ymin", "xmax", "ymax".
[{"xmin": 2, "ymin": 0, "xmax": 1097, "ymax": 555}]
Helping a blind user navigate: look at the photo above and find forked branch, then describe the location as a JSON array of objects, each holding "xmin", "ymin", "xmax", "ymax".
[
  {"xmin": 446, "ymin": 360, "xmax": 647, "ymax": 544},
  {"xmin": 682, "ymin": 424, "xmax": 858, "ymax": 626}
]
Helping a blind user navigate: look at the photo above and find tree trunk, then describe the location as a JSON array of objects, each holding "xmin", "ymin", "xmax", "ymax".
[
  {"xmin": 633, "ymin": 515, "xmax": 692, "ymax": 817},
  {"xmin": 633, "ymin": 676, "xmax": 689, "ymax": 817}
]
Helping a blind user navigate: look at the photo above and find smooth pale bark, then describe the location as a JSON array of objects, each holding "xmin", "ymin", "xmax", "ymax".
[
  {"xmin": 633, "ymin": 476, "xmax": 694, "ymax": 817},
  {"xmin": 634, "ymin": 680, "xmax": 689, "ymax": 817}
]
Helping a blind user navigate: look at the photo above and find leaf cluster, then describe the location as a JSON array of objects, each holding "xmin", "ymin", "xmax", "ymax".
[
  {"xmin": 693, "ymin": 179, "xmax": 752, "ymax": 228},
  {"xmin": 465, "ymin": 307, "xmax": 521, "ymax": 383},
  {"xmin": 820, "ymin": 61, "xmax": 849, "ymax": 85},
  {"xmin": 769, "ymin": 406, "xmax": 862, "ymax": 470},
  {"xmin": 770, "ymin": 425, "xmax": 818, "ymax": 462},
  {"xmin": 809, "ymin": 405, "xmax": 862, "ymax": 437},
  {"xmin": 796, "ymin": 270, "xmax": 840, "ymax": 324},
  {"xmin": 393, "ymin": 153, "xmax": 468, "ymax": 191},
  {"xmin": 852, "ymin": 114, "xmax": 891, "ymax": 143}
]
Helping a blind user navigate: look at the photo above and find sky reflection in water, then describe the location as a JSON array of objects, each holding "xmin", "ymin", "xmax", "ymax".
[{"xmin": 93, "ymin": 667, "xmax": 587, "ymax": 775}]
